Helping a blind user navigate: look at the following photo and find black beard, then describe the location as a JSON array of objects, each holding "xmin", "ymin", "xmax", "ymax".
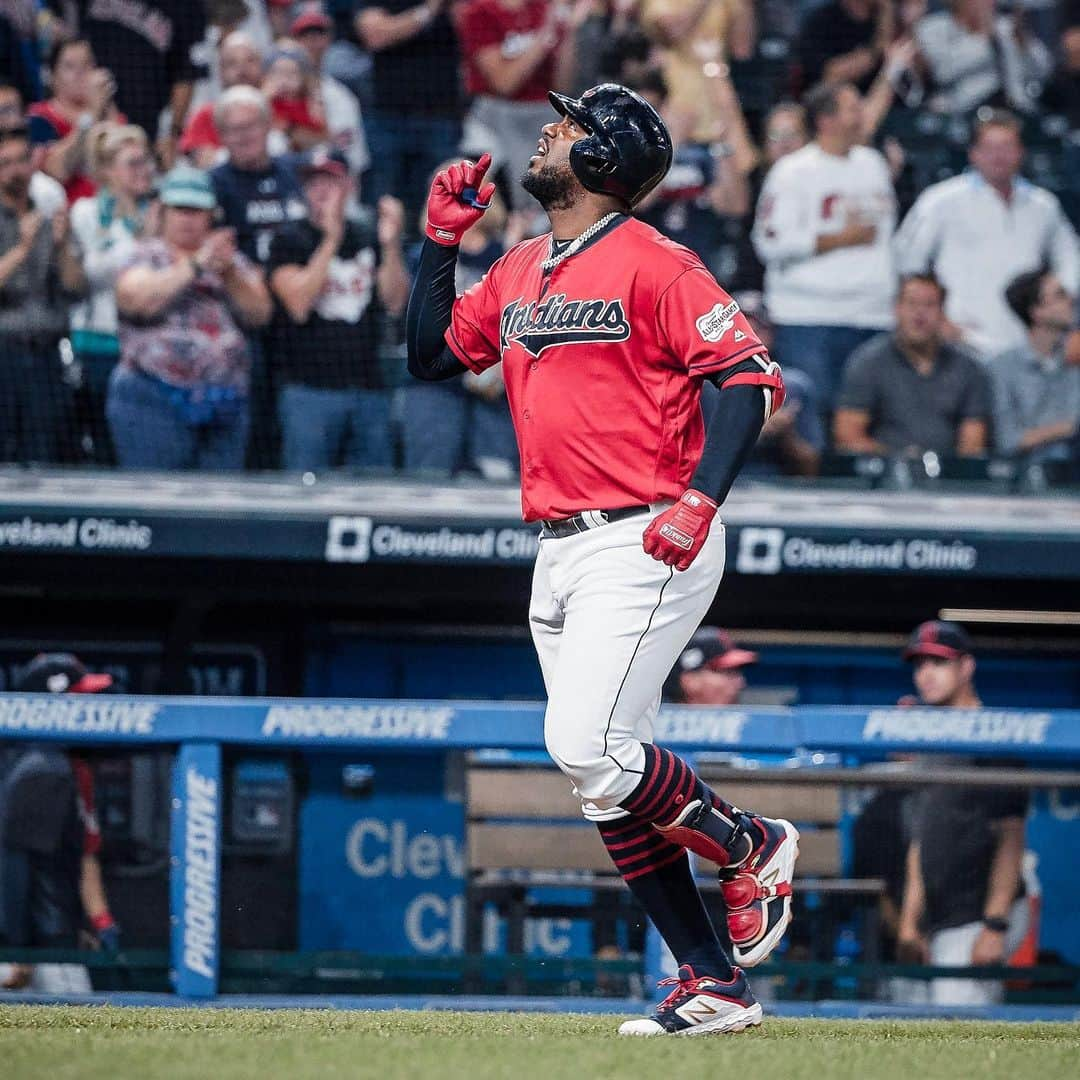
[{"xmin": 520, "ymin": 162, "xmax": 579, "ymax": 211}]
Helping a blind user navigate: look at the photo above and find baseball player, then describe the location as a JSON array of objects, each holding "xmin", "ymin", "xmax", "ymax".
[{"xmin": 406, "ymin": 84, "xmax": 798, "ymax": 1036}]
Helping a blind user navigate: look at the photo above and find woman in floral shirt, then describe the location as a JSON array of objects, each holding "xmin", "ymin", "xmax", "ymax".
[{"xmin": 108, "ymin": 165, "xmax": 271, "ymax": 470}]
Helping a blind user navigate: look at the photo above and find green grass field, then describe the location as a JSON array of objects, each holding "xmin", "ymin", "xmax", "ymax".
[{"xmin": 2, "ymin": 1006, "xmax": 1078, "ymax": 1080}]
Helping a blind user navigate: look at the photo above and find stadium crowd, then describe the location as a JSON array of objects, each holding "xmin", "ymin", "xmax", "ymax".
[{"xmin": 0, "ymin": 0, "xmax": 1078, "ymax": 480}]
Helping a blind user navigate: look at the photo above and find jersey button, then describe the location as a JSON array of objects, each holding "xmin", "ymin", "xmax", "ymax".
[
  {"xmin": 523, "ymin": 410, "xmax": 531, "ymax": 420},
  {"xmin": 530, "ymin": 362, "xmax": 538, "ymax": 371}
]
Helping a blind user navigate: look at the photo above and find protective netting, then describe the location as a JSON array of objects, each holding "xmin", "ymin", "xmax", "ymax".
[{"xmin": 0, "ymin": 0, "xmax": 1076, "ymax": 484}]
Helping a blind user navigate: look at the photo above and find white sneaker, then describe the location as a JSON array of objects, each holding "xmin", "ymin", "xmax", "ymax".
[{"xmin": 618, "ymin": 965, "xmax": 763, "ymax": 1036}]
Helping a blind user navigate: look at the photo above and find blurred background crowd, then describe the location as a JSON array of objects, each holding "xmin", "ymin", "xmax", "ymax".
[{"xmin": 0, "ymin": 0, "xmax": 1078, "ymax": 485}]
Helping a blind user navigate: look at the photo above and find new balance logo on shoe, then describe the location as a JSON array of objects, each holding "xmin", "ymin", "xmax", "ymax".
[
  {"xmin": 618, "ymin": 965, "xmax": 763, "ymax": 1037},
  {"xmin": 675, "ymin": 995, "xmax": 723, "ymax": 1025}
]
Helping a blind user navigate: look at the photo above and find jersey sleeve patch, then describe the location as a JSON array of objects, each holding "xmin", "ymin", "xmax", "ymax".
[{"xmin": 695, "ymin": 300, "xmax": 745, "ymax": 344}]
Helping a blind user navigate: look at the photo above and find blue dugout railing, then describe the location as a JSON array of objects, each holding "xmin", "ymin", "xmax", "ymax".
[{"xmin": 1, "ymin": 694, "xmax": 1077, "ymax": 997}]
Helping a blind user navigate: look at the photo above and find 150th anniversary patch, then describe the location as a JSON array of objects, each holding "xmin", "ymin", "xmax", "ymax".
[{"xmin": 696, "ymin": 300, "xmax": 745, "ymax": 343}]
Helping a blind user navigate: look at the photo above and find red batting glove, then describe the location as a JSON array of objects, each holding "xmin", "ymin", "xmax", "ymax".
[
  {"xmin": 642, "ymin": 489, "xmax": 719, "ymax": 571},
  {"xmin": 425, "ymin": 152, "xmax": 496, "ymax": 246}
]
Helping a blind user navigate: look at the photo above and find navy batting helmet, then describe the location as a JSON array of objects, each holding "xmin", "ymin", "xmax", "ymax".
[{"xmin": 547, "ymin": 83, "xmax": 673, "ymax": 207}]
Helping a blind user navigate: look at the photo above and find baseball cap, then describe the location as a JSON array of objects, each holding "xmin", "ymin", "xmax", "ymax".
[
  {"xmin": 14, "ymin": 653, "xmax": 113, "ymax": 694},
  {"xmin": 159, "ymin": 165, "xmax": 217, "ymax": 210},
  {"xmin": 300, "ymin": 147, "xmax": 348, "ymax": 179},
  {"xmin": 290, "ymin": 1, "xmax": 332, "ymax": 34},
  {"xmin": 902, "ymin": 620, "xmax": 974, "ymax": 661},
  {"xmin": 676, "ymin": 628, "xmax": 759, "ymax": 674}
]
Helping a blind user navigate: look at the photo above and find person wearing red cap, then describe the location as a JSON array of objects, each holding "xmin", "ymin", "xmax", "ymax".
[
  {"xmin": 1, "ymin": 654, "xmax": 119, "ymax": 992},
  {"xmin": 667, "ymin": 626, "xmax": 759, "ymax": 706},
  {"xmin": 900, "ymin": 618, "xmax": 979, "ymax": 708},
  {"xmin": 895, "ymin": 621, "xmax": 1031, "ymax": 1006},
  {"xmin": 289, "ymin": 2, "xmax": 370, "ymax": 177}
]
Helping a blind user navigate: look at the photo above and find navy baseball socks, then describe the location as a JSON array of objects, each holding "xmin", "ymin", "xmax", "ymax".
[
  {"xmin": 596, "ymin": 819, "xmax": 733, "ymax": 977},
  {"xmin": 618, "ymin": 743, "xmax": 800, "ymax": 969}
]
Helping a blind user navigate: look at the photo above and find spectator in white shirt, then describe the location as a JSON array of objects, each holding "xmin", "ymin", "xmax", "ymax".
[
  {"xmin": 752, "ymin": 81, "xmax": 897, "ymax": 412},
  {"xmin": 69, "ymin": 123, "xmax": 156, "ymax": 464},
  {"xmin": 894, "ymin": 110, "xmax": 1080, "ymax": 355}
]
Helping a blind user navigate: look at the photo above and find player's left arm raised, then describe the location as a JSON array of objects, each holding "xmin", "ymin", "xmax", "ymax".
[{"xmin": 643, "ymin": 270, "xmax": 784, "ymax": 571}]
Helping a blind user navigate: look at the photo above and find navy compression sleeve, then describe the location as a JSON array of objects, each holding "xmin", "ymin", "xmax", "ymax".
[
  {"xmin": 690, "ymin": 377, "xmax": 768, "ymax": 505},
  {"xmin": 406, "ymin": 239, "xmax": 468, "ymax": 381}
]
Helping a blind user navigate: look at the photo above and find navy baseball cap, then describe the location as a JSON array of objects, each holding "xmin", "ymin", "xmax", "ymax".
[
  {"xmin": 677, "ymin": 628, "xmax": 758, "ymax": 673},
  {"xmin": 903, "ymin": 620, "xmax": 974, "ymax": 661},
  {"xmin": 14, "ymin": 653, "xmax": 113, "ymax": 693},
  {"xmin": 300, "ymin": 147, "xmax": 349, "ymax": 179}
]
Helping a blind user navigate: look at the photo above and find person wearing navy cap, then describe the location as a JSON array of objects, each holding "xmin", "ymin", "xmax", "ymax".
[
  {"xmin": 14, "ymin": 652, "xmax": 114, "ymax": 695},
  {"xmin": 901, "ymin": 619, "xmax": 977, "ymax": 707},
  {"xmin": 666, "ymin": 627, "xmax": 759, "ymax": 706},
  {"xmin": 0, "ymin": 654, "xmax": 118, "ymax": 992},
  {"xmin": 896, "ymin": 620, "xmax": 1031, "ymax": 1006}
]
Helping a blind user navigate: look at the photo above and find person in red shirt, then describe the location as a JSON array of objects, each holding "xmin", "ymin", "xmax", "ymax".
[
  {"xmin": 455, "ymin": 0, "xmax": 586, "ymax": 209},
  {"xmin": 179, "ymin": 31, "xmax": 266, "ymax": 169},
  {"xmin": 406, "ymin": 83, "xmax": 797, "ymax": 1037},
  {"xmin": 263, "ymin": 43, "xmax": 329, "ymax": 152},
  {"xmin": 26, "ymin": 39, "xmax": 125, "ymax": 205}
]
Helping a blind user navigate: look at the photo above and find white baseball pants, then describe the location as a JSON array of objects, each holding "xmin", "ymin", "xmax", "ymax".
[
  {"xmin": 926, "ymin": 897, "xmax": 1030, "ymax": 1006},
  {"xmin": 529, "ymin": 505, "xmax": 727, "ymax": 822}
]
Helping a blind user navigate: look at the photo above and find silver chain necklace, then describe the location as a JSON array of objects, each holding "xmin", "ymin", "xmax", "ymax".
[{"xmin": 540, "ymin": 212, "xmax": 620, "ymax": 273}]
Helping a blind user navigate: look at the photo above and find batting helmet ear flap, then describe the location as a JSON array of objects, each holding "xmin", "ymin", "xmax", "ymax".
[{"xmin": 571, "ymin": 139, "xmax": 618, "ymax": 179}]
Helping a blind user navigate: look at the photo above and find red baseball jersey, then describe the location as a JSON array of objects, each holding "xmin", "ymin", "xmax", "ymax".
[{"xmin": 446, "ymin": 217, "xmax": 769, "ymax": 521}]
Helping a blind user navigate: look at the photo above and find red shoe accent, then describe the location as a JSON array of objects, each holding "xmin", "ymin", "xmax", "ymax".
[
  {"xmin": 728, "ymin": 907, "xmax": 764, "ymax": 943},
  {"xmin": 654, "ymin": 799, "xmax": 739, "ymax": 868},
  {"xmin": 656, "ymin": 966, "xmax": 749, "ymax": 1011},
  {"xmin": 721, "ymin": 872, "xmax": 793, "ymax": 913},
  {"xmin": 720, "ymin": 873, "xmax": 759, "ymax": 909},
  {"xmin": 654, "ymin": 822, "xmax": 736, "ymax": 867},
  {"xmin": 719, "ymin": 817, "xmax": 799, "ymax": 966}
]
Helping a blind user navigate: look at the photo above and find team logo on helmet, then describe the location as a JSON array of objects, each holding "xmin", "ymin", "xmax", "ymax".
[{"xmin": 499, "ymin": 294, "xmax": 631, "ymax": 358}]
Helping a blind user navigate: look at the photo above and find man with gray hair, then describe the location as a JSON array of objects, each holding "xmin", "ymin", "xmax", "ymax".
[
  {"xmin": 180, "ymin": 31, "xmax": 289, "ymax": 169},
  {"xmin": 209, "ymin": 85, "xmax": 307, "ymax": 267},
  {"xmin": 209, "ymin": 84, "xmax": 307, "ymax": 469}
]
